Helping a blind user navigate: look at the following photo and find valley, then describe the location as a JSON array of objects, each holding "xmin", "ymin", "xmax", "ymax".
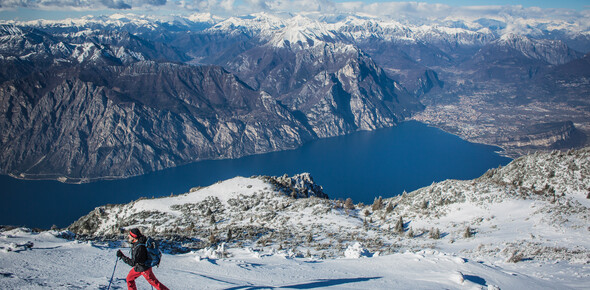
[{"xmin": 412, "ymin": 89, "xmax": 590, "ymax": 158}]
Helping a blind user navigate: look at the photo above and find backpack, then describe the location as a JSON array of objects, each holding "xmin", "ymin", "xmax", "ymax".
[{"xmin": 134, "ymin": 237, "xmax": 162, "ymax": 268}]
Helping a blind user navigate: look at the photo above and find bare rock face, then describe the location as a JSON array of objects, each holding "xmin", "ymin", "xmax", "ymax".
[
  {"xmin": 0, "ymin": 62, "xmax": 316, "ymax": 182},
  {"xmin": 217, "ymin": 42, "xmax": 423, "ymax": 139}
]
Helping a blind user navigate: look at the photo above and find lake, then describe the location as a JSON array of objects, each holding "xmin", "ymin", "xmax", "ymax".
[{"xmin": 0, "ymin": 121, "xmax": 512, "ymax": 229}]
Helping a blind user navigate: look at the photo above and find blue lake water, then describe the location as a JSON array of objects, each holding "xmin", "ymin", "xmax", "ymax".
[{"xmin": 0, "ymin": 121, "xmax": 511, "ymax": 229}]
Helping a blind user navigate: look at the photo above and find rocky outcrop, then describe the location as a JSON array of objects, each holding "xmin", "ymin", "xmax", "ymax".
[{"xmin": 263, "ymin": 173, "xmax": 328, "ymax": 199}]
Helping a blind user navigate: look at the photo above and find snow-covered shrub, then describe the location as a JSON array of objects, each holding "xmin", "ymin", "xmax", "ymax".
[
  {"xmin": 406, "ymin": 227, "xmax": 414, "ymax": 238},
  {"xmin": 463, "ymin": 226, "xmax": 472, "ymax": 238},
  {"xmin": 197, "ymin": 243, "xmax": 230, "ymax": 260},
  {"xmin": 429, "ymin": 228, "xmax": 440, "ymax": 239},
  {"xmin": 506, "ymin": 250, "xmax": 523, "ymax": 263},
  {"xmin": 344, "ymin": 198, "xmax": 355, "ymax": 210},
  {"xmin": 344, "ymin": 242, "xmax": 370, "ymax": 258}
]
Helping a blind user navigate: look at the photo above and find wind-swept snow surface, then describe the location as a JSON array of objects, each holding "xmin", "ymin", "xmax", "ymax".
[{"xmin": 0, "ymin": 228, "xmax": 578, "ymax": 289}]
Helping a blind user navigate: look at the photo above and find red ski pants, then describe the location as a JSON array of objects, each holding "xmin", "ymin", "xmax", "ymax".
[{"xmin": 126, "ymin": 267, "xmax": 169, "ymax": 290}]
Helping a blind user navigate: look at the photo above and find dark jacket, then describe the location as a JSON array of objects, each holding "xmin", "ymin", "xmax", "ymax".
[{"xmin": 121, "ymin": 236, "xmax": 149, "ymax": 272}]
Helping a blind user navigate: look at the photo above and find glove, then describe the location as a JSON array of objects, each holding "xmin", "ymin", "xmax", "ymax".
[{"xmin": 117, "ymin": 250, "xmax": 124, "ymax": 259}]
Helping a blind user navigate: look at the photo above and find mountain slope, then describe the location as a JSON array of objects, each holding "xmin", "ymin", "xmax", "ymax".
[
  {"xmin": 68, "ymin": 148, "xmax": 590, "ymax": 265},
  {"xmin": 43, "ymin": 147, "xmax": 590, "ymax": 288},
  {"xmin": 0, "ymin": 62, "xmax": 314, "ymax": 182},
  {"xmin": 217, "ymin": 42, "xmax": 423, "ymax": 137}
]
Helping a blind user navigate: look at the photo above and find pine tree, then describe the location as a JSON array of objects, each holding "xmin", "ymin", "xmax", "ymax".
[
  {"xmin": 394, "ymin": 216, "xmax": 404, "ymax": 233},
  {"xmin": 209, "ymin": 231, "xmax": 218, "ymax": 245},
  {"xmin": 385, "ymin": 202, "xmax": 394, "ymax": 214},
  {"xmin": 372, "ymin": 196, "xmax": 383, "ymax": 211}
]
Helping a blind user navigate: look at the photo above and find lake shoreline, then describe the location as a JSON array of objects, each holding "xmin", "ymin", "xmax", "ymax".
[
  {"xmin": 0, "ymin": 121, "xmax": 512, "ymax": 229},
  {"xmin": 1, "ymin": 121, "xmax": 511, "ymax": 184}
]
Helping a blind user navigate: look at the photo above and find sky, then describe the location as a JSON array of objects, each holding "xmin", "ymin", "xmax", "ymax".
[{"xmin": 0, "ymin": 0, "xmax": 588, "ymax": 21}]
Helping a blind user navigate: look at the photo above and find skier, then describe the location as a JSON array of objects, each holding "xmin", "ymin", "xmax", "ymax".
[{"xmin": 117, "ymin": 228, "xmax": 169, "ymax": 290}]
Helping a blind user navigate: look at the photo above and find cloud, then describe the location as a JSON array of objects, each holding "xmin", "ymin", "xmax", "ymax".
[
  {"xmin": 245, "ymin": 0, "xmax": 336, "ymax": 13},
  {"xmin": 0, "ymin": 0, "xmax": 587, "ymax": 28},
  {"xmin": 0, "ymin": 0, "xmax": 169, "ymax": 10},
  {"xmin": 100, "ymin": 0, "xmax": 131, "ymax": 9}
]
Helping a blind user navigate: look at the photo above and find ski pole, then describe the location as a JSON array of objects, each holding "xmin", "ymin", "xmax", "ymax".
[{"xmin": 107, "ymin": 256, "xmax": 119, "ymax": 290}]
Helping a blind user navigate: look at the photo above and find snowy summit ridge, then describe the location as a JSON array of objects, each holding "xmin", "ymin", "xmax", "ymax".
[{"xmin": 67, "ymin": 148, "xmax": 590, "ymax": 263}]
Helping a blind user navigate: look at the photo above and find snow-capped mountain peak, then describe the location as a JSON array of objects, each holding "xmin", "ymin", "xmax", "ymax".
[
  {"xmin": 495, "ymin": 33, "xmax": 579, "ymax": 64},
  {"xmin": 268, "ymin": 19, "xmax": 337, "ymax": 49}
]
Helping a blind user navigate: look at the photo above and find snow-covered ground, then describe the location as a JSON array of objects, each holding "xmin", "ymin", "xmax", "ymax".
[
  {"xmin": 1, "ymin": 148, "xmax": 589, "ymax": 289},
  {"xmin": 0, "ymin": 227, "xmax": 585, "ymax": 289}
]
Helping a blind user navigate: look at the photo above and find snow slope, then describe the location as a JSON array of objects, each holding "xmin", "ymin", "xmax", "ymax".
[{"xmin": 2, "ymin": 148, "xmax": 590, "ymax": 289}]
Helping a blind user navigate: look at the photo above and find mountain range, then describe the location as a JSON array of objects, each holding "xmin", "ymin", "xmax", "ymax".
[{"xmin": 1, "ymin": 12, "xmax": 589, "ymax": 181}]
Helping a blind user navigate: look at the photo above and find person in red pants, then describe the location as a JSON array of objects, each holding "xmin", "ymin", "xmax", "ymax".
[{"xmin": 117, "ymin": 228, "xmax": 169, "ymax": 290}]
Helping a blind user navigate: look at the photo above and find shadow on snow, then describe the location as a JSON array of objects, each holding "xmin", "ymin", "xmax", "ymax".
[{"xmin": 224, "ymin": 276, "xmax": 382, "ymax": 289}]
